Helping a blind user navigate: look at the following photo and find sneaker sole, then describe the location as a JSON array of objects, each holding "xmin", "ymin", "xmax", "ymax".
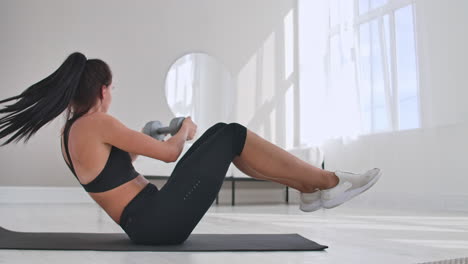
[
  {"xmin": 322, "ymin": 169, "xmax": 382, "ymax": 209},
  {"xmin": 300, "ymin": 200, "xmax": 322, "ymax": 212}
]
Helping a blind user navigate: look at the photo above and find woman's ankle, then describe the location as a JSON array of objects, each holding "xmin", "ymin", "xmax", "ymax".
[
  {"xmin": 301, "ymin": 171, "xmax": 338, "ymax": 192},
  {"xmin": 321, "ymin": 171, "xmax": 339, "ymax": 190},
  {"xmin": 299, "ymin": 183, "xmax": 319, "ymax": 193}
]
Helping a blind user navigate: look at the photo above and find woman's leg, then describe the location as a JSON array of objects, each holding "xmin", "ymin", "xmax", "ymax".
[
  {"xmin": 236, "ymin": 129, "xmax": 338, "ymax": 193},
  {"xmin": 141, "ymin": 122, "xmax": 246, "ymax": 244},
  {"xmin": 232, "ymin": 156, "xmax": 306, "ymax": 191},
  {"xmin": 178, "ymin": 122, "xmax": 337, "ymax": 193},
  {"xmin": 169, "ymin": 122, "xmax": 227, "ymax": 176}
]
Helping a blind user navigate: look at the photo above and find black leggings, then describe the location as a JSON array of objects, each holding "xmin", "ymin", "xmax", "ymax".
[{"xmin": 119, "ymin": 122, "xmax": 247, "ymax": 245}]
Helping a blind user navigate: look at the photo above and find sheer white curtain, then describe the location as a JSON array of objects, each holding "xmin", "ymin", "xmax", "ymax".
[
  {"xmin": 325, "ymin": 0, "xmax": 362, "ymax": 143},
  {"xmin": 299, "ymin": 0, "xmax": 362, "ymax": 147}
]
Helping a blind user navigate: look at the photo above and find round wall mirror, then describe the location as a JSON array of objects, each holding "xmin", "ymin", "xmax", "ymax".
[{"xmin": 164, "ymin": 53, "xmax": 234, "ymax": 133}]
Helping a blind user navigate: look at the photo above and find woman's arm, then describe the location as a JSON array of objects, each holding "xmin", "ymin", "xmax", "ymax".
[
  {"xmin": 128, "ymin": 126, "xmax": 146, "ymax": 163},
  {"xmin": 128, "ymin": 121, "xmax": 189, "ymax": 163},
  {"xmin": 165, "ymin": 126, "xmax": 189, "ymax": 161},
  {"xmin": 95, "ymin": 113, "xmax": 178, "ymax": 163},
  {"xmin": 129, "ymin": 152, "xmax": 138, "ymax": 162}
]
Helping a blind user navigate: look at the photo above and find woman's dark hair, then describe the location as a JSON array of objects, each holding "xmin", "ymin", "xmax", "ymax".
[{"xmin": 0, "ymin": 52, "xmax": 112, "ymax": 146}]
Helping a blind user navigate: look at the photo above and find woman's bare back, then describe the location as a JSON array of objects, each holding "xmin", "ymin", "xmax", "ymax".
[{"xmin": 60, "ymin": 114, "xmax": 149, "ymax": 224}]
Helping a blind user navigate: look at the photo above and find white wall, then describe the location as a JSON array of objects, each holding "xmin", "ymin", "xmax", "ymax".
[
  {"xmin": 0, "ymin": 0, "xmax": 295, "ymax": 186},
  {"xmin": 321, "ymin": 0, "xmax": 468, "ymax": 211}
]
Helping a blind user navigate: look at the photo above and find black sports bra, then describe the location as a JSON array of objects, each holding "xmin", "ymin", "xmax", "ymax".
[{"xmin": 62, "ymin": 117, "xmax": 140, "ymax": 193}]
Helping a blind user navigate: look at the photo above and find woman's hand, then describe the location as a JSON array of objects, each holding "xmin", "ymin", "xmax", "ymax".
[{"xmin": 182, "ymin": 116, "xmax": 197, "ymax": 141}]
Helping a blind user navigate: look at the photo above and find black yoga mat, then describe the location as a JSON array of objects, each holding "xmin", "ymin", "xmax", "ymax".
[{"xmin": 0, "ymin": 226, "xmax": 328, "ymax": 252}]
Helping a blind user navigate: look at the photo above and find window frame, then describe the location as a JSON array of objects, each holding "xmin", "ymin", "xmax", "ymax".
[{"xmin": 327, "ymin": 0, "xmax": 421, "ymax": 133}]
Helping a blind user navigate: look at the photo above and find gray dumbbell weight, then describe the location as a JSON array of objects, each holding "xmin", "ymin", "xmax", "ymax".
[{"xmin": 143, "ymin": 117, "xmax": 186, "ymax": 141}]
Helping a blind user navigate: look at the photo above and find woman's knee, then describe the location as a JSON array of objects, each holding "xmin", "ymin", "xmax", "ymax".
[
  {"xmin": 202, "ymin": 122, "xmax": 227, "ymax": 136},
  {"xmin": 201, "ymin": 122, "xmax": 247, "ymax": 156},
  {"xmin": 213, "ymin": 122, "xmax": 228, "ymax": 128},
  {"xmin": 226, "ymin": 123, "xmax": 247, "ymax": 156},
  {"xmin": 212, "ymin": 122, "xmax": 243, "ymax": 132}
]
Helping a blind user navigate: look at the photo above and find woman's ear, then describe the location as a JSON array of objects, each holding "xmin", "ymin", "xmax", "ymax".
[{"xmin": 101, "ymin": 85, "xmax": 108, "ymax": 97}]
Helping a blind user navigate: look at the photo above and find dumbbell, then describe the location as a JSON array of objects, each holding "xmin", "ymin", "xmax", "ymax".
[{"xmin": 143, "ymin": 117, "xmax": 186, "ymax": 141}]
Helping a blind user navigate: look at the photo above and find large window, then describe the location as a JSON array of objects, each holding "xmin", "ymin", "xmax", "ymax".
[{"xmin": 328, "ymin": 0, "xmax": 420, "ymax": 134}]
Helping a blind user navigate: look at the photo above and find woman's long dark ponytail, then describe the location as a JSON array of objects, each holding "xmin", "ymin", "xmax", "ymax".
[{"xmin": 0, "ymin": 52, "xmax": 112, "ymax": 146}]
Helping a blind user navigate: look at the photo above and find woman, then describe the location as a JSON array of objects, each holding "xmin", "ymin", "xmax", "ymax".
[{"xmin": 0, "ymin": 52, "xmax": 382, "ymax": 245}]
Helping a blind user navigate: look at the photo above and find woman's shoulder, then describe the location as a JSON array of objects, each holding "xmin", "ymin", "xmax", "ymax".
[
  {"xmin": 64, "ymin": 112, "xmax": 115, "ymax": 139},
  {"xmin": 76, "ymin": 112, "xmax": 116, "ymax": 128},
  {"xmin": 76, "ymin": 112, "xmax": 127, "ymax": 144},
  {"xmin": 86, "ymin": 112, "xmax": 122, "ymax": 125}
]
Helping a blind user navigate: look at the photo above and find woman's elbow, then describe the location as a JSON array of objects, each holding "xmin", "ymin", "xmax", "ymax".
[
  {"xmin": 167, "ymin": 148, "xmax": 180, "ymax": 163},
  {"xmin": 129, "ymin": 153, "xmax": 138, "ymax": 163}
]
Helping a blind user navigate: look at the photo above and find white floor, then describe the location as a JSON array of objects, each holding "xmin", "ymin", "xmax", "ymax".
[{"xmin": 0, "ymin": 202, "xmax": 467, "ymax": 264}]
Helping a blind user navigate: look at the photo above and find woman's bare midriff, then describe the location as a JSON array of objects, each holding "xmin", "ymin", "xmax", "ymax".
[{"xmin": 88, "ymin": 174, "xmax": 150, "ymax": 225}]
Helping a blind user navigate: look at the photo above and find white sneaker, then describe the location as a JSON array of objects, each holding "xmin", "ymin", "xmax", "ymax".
[
  {"xmin": 321, "ymin": 168, "xmax": 382, "ymax": 209},
  {"xmin": 300, "ymin": 190, "xmax": 322, "ymax": 212}
]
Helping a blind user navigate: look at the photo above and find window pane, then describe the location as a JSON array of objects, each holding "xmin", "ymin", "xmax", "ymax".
[
  {"xmin": 285, "ymin": 84, "xmax": 294, "ymax": 149},
  {"xmin": 284, "ymin": 10, "xmax": 294, "ymax": 79},
  {"xmin": 383, "ymin": 15, "xmax": 392, "ymax": 98},
  {"xmin": 330, "ymin": 35, "xmax": 340, "ymax": 84},
  {"xmin": 359, "ymin": 0, "xmax": 369, "ymax": 15},
  {"xmin": 361, "ymin": 0, "xmax": 388, "ymax": 15},
  {"xmin": 399, "ymin": 97, "xmax": 418, "ymax": 129},
  {"xmin": 370, "ymin": 0, "xmax": 387, "ymax": 10},
  {"xmin": 371, "ymin": 19, "xmax": 390, "ymax": 132},
  {"xmin": 359, "ymin": 22, "xmax": 372, "ymax": 133},
  {"xmin": 341, "ymin": 0, "xmax": 355, "ymax": 27},
  {"xmin": 395, "ymin": 5, "xmax": 419, "ymax": 130},
  {"xmin": 330, "ymin": 0, "xmax": 339, "ymax": 26}
]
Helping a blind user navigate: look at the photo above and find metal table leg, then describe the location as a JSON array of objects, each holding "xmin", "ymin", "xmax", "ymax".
[{"xmin": 231, "ymin": 178, "xmax": 235, "ymax": 206}]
